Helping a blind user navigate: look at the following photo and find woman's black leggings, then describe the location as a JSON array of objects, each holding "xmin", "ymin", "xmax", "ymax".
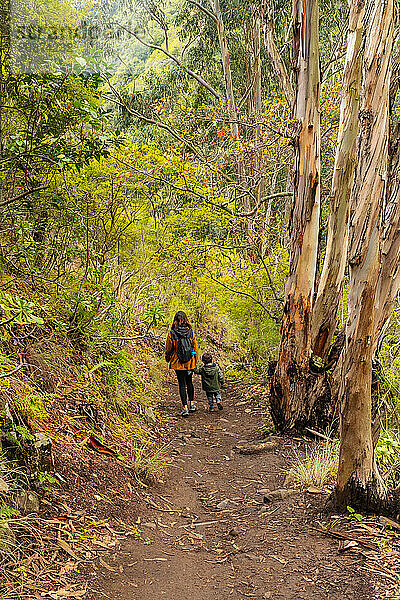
[{"xmin": 175, "ymin": 370, "xmax": 194, "ymax": 407}]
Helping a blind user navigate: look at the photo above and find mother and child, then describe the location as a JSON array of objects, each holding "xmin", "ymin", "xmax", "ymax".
[{"xmin": 165, "ymin": 311, "xmax": 225, "ymax": 417}]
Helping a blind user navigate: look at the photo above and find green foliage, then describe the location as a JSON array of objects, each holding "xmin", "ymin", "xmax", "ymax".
[
  {"xmin": 131, "ymin": 443, "xmax": 170, "ymax": 482},
  {"xmin": 376, "ymin": 430, "xmax": 400, "ymax": 486},
  {"xmin": 0, "ymin": 294, "xmax": 43, "ymax": 325},
  {"xmin": 37, "ymin": 471, "xmax": 58, "ymax": 485},
  {"xmin": 0, "ymin": 504, "xmax": 20, "ymax": 519},
  {"xmin": 346, "ymin": 506, "xmax": 364, "ymax": 522},
  {"xmin": 5, "ymin": 425, "xmax": 35, "ymax": 449},
  {"xmin": 144, "ymin": 305, "xmax": 165, "ymax": 328}
]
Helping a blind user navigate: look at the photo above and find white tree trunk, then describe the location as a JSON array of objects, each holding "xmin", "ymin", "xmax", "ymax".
[
  {"xmin": 261, "ymin": 0, "xmax": 294, "ymax": 107},
  {"xmin": 210, "ymin": 0, "xmax": 240, "ymax": 139},
  {"xmin": 311, "ymin": 0, "xmax": 365, "ymax": 360},
  {"xmin": 335, "ymin": 0, "xmax": 393, "ymax": 511}
]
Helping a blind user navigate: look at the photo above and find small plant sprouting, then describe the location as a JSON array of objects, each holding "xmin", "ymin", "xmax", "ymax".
[
  {"xmin": 346, "ymin": 506, "xmax": 364, "ymax": 522},
  {"xmin": 376, "ymin": 533, "xmax": 395, "ymax": 554},
  {"xmin": 130, "ymin": 524, "xmax": 152, "ymax": 545}
]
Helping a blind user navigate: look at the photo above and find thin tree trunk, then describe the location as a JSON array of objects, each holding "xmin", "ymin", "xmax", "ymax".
[
  {"xmin": 261, "ymin": 0, "xmax": 294, "ymax": 107},
  {"xmin": 210, "ymin": 0, "xmax": 240, "ymax": 140},
  {"xmin": 270, "ymin": 0, "xmax": 321, "ymax": 431},
  {"xmin": 253, "ymin": 8, "xmax": 263, "ymax": 205},
  {"xmin": 209, "ymin": 0, "xmax": 250, "ymax": 240},
  {"xmin": 335, "ymin": 0, "xmax": 393, "ymax": 511},
  {"xmin": 311, "ymin": 0, "xmax": 365, "ymax": 360}
]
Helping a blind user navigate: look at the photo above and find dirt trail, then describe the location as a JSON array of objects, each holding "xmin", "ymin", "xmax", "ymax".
[{"xmin": 88, "ymin": 381, "xmax": 375, "ymax": 600}]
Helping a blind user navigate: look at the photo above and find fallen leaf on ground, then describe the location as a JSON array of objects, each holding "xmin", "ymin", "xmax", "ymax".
[{"xmin": 57, "ymin": 539, "xmax": 80, "ymax": 561}]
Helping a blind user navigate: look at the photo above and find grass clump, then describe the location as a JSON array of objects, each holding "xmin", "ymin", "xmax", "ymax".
[
  {"xmin": 131, "ymin": 442, "xmax": 170, "ymax": 482},
  {"xmin": 287, "ymin": 441, "xmax": 339, "ymax": 489}
]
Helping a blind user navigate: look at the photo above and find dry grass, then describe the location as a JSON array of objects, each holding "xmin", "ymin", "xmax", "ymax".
[{"xmin": 287, "ymin": 441, "xmax": 339, "ymax": 489}]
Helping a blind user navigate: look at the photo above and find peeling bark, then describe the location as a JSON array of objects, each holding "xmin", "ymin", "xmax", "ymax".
[
  {"xmin": 311, "ymin": 0, "xmax": 365, "ymax": 361},
  {"xmin": 335, "ymin": 0, "xmax": 393, "ymax": 511},
  {"xmin": 374, "ymin": 123, "xmax": 400, "ymax": 350},
  {"xmin": 270, "ymin": 0, "xmax": 322, "ymax": 431}
]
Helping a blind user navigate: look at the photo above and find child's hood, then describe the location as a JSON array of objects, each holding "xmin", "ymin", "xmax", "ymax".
[{"xmin": 203, "ymin": 363, "xmax": 218, "ymax": 374}]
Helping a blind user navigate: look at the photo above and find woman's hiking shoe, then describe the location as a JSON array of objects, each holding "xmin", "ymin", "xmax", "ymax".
[
  {"xmin": 181, "ymin": 407, "xmax": 189, "ymax": 417},
  {"xmin": 217, "ymin": 401, "xmax": 223, "ymax": 410},
  {"xmin": 188, "ymin": 403, "xmax": 197, "ymax": 412}
]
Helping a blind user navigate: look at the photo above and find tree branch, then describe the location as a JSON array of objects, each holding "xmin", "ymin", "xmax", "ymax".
[
  {"xmin": 205, "ymin": 268, "xmax": 281, "ymax": 323},
  {"xmin": 0, "ymin": 364, "xmax": 24, "ymax": 379},
  {"xmin": 187, "ymin": 0, "xmax": 217, "ymax": 22},
  {"xmin": 0, "ymin": 186, "xmax": 48, "ymax": 209},
  {"xmin": 112, "ymin": 22, "xmax": 222, "ymax": 100}
]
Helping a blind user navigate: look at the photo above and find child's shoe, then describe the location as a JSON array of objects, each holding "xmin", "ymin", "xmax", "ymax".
[
  {"xmin": 189, "ymin": 403, "xmax": 197, "ymax": 412},
  {"xmin": 181, "ymin": 407, "xmax": 189, "ymax": 417},
  {"xmin": 217, "ymin": 401, "xmax": 223, "ymax": 411},
  {"xmin": 209, "ymin": 404, "xmax": 215, "ymax": 413}
]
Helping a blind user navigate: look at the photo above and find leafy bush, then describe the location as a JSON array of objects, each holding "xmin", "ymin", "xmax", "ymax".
[{"xmin": 376, "ymin": 430, "xmax": 400, "ymax": 486}]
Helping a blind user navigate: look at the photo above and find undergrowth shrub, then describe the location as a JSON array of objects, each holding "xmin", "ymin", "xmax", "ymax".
[
  {"xmin": 375, "ymin": 430, "xmax": 400, "ymax": 487},
  {"xmin": 287, "ymin": 441, "xmax": 339, "ymax": 489},
  {"xmin": 131, "ymin": 442, "xmax": 170, "ymax": 482}
]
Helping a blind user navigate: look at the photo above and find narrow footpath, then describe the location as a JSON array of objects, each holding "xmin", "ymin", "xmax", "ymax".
[{"xmin": 88, "ymin": 381, "xmax": 375, "ymax": 600}]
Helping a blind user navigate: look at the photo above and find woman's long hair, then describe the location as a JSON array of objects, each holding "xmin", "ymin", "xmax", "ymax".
[{"xmin": 172, "ymin": 311, "xmax": 192, "ymax": 329}]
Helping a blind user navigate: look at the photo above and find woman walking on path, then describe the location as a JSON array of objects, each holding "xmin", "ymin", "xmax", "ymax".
[{"xmin": 165, "ymin": 311, "xmax": 199, "ymax": 417}]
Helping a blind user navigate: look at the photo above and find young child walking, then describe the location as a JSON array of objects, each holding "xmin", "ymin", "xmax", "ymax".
[{"xmin": 194, "ymin": 352, "xmax": 225, "ymax": 412}]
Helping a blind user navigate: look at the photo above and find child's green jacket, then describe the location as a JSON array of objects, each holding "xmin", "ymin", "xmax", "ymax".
[{"xmin": 194, "ymin": 363, "xmax": 224, "ymax": 393}]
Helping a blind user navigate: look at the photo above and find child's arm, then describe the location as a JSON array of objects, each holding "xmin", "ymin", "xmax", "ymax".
[{"xmin": 217, "ymin": 365, "xmax": 225, "ymax": 386}]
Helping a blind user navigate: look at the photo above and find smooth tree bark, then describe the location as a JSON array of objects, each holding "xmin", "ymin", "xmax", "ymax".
[
  {"xmin": 209, "ymin": 0, "xmax": 253, "ymax": 234},
  {"xmin": 261, "ymin": 0, "xmax": 294, "ymax": 107},
  {"xmin": 335, "ymin": 0, "xmax": 393, "ymax": 511},
  {"xmin": 209, "ymin": 0, "xmax": 240, "ymax": 140},
  {"xmin": 270, "ymin": 0, "xmax": 322, "ymax": 431},
  {"xmin": 311, "ymin": 0, "xmax": 365, "ymax": 360},
  {"xmin": 251, "ymin": 5, "xmax": 264, "ymax": 206}
]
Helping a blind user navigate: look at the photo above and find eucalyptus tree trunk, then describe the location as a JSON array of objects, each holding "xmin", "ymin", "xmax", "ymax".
[
  {"xmin": 270, "ymin": 0, "xmax": 321, "ymax": 431},
  {"xmin": 335, "ymin": 0, "xmax": 393, "ymax": 511},
  {"xmin": 210, "ymin": 0, "xmax": 239, "ymax": 140},
  {"xmin": 209, "ymin": 0, "xmax": 251, "ymax": 237},
  {"xmin": 261, "ymin": 0, "xmax": 294, "ymax": 107},
  {"xmin": 252, "ymin": 7, "xmax": 264, "ymax": 205},
  {"xmin": 311, "ymin": 0, "xmax": 365, "ymax": 361},
  {"xmin": 373, "ymin": 124, "xmax": 400, "ymax": 350}
]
